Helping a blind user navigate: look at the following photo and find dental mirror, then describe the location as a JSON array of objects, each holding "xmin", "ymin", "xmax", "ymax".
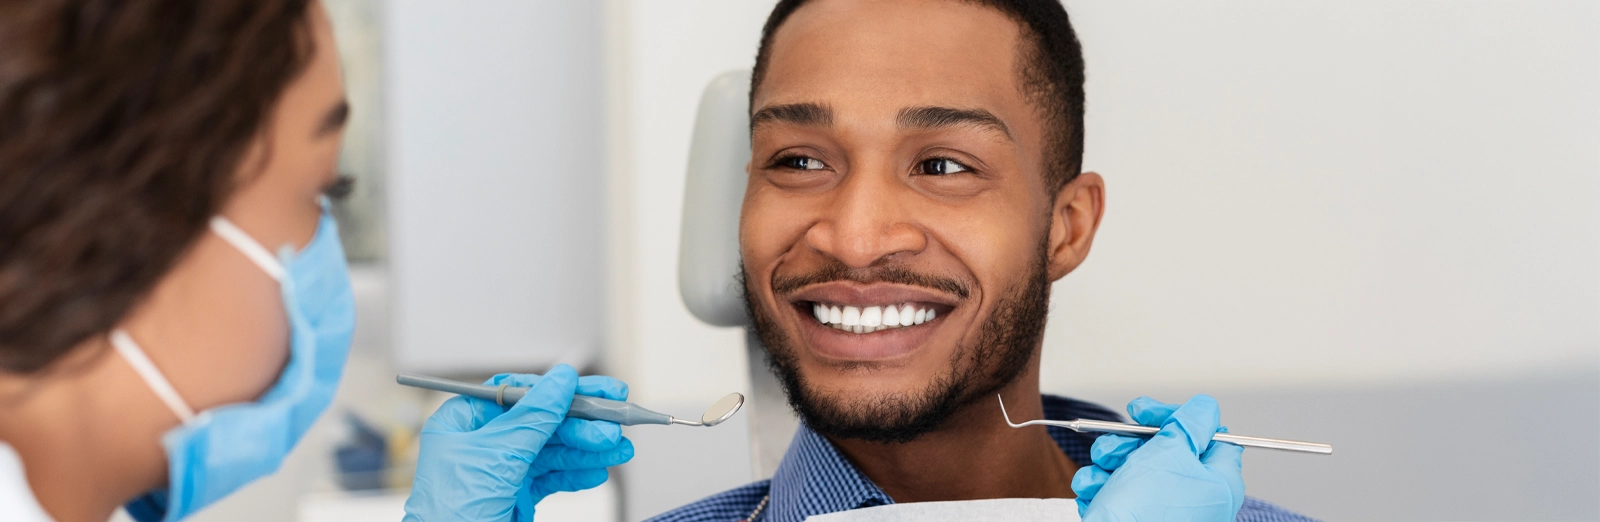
[{"xmin": 698, "ymin": 392, "xmax": 745, "ymax": 427}]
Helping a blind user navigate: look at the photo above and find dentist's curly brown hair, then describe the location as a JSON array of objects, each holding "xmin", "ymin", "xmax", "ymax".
[{"xmin": 0, "ymin": 0, "xmax": 314, "ymax": 374}]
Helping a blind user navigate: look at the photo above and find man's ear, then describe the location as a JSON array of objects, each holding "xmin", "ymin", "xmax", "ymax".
[{"xmin": 1045, "ymin": 171, "xmax": 1105, "ymax": 281}]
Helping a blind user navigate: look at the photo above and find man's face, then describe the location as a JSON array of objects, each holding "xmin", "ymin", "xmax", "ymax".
[{"xmin": 741, "ymin": 0, "xmax": 1061, "ymax": 443}]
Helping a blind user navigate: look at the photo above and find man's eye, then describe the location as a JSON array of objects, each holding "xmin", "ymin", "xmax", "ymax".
[
  {"xmin": 779, "ymin": 156, "xmax": 827, "ymax": 170},
  {"xmin": 918, "ymin": 158, "xmax": 971, "ymax": 176}
]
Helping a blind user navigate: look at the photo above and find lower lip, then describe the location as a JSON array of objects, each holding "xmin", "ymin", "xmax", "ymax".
[{"xmin": 792, "ymin": 304, "xmax": 943, "ymax": 361}]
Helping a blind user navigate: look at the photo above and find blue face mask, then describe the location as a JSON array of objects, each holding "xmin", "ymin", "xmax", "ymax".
[{"xmin": 114, "ymin": 206, "xmax": 355, "ymax": 521}]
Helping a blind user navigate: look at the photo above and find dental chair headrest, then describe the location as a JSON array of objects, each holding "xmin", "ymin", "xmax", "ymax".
[{"xmin": 678, "ymin": 70, "xmax": 752, "ymax": 327}]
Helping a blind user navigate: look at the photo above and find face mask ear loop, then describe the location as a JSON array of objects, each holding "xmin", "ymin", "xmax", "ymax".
[
  {"xmin": 110, "ymin": 329, "xmax": 197, "ymax": 424},
  {"xmin": 209, "ymin": 217, "xmax": 287, "ymax": 282}
]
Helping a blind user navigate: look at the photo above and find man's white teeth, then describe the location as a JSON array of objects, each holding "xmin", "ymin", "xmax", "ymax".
[
  {"xmin": 860, "ymin": 306, "xmax": 881, "ymax": 327},
  {"xmin": 812, "ymin": 303, "xmax": 938, "ymax": 333}
]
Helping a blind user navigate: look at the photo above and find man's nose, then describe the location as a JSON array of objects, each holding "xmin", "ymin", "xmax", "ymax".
[{"xmin": 804, "ymin": 166, "xmax": 926, "ymax": 269}]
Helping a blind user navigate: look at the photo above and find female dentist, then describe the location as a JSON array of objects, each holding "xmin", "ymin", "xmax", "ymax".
[{"xmin": 0, "ymin": 1, "xmax": 631, "ymax": 521}]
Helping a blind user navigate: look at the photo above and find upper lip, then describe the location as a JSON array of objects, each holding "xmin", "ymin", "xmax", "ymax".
[{"xmin": 785, "ymin": 281, "xmax": 961, "ymax": 308}]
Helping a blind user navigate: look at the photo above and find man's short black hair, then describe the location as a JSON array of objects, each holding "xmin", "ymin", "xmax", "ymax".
[{"xmin": 751, "ymin": 0, "xmax": 1086, "ymax": 194}]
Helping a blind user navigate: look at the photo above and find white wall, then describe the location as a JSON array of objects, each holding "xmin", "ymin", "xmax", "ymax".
[
  {"xmin": 1045, "ymin": 0, "xmax": 1599, "ymax": 393},
  {"xmin": 387, "ymin": 1, "xmax": 606, "ymax": 373},
  {"xmin": 606, "ymin": 1, "xmax": 1600, "ymax": 520}
]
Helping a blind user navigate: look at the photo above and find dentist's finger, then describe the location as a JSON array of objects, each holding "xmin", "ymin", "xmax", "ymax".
[
  {"xmin": 1088, "ymin": 433, "xmax": 1144, "ymax": 470},
  {"xmin": 1071, "ymin": 464, "xmax": 1111, "ymax": 503},
  {"xmin": 530, "ymin": 468, "xmax": 610, "ymax": 496},
  {"xmin": 1125, "ymin": 396, "xmax": 1180, "ymax": 428},
  {"xmin": 1144, "ymin": 394, "xmax": 1223, "ymax": 457},
  {"xmin": 531, "ymin": 438, "xmax": 635, "ymax": 473},
  {"xmin": 481, "ymin": 365, "xmax": 580, "ymax": 448},
  {"xmin": 554, "ymin": 417, "xmax": 623, "ymax": 451},
  {"xmin": 576, "ymin": 375, "xmax": 629, "ymax": 401}
]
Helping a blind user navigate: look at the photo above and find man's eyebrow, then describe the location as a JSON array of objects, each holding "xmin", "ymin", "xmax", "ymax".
[
  {"xmin": 750, "ymin": 102, "xmax": 833, "ymax": 131},
  {"xmin": 897, "ymin": 106, "xmax": 1012, "ymax": 141},
  {"xmin": 316, "ymin": 100, "xmax": 350, "ymax": 138}
]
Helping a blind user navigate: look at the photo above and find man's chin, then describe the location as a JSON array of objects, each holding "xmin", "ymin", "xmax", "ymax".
[
  {"xmin": 790, "ymin": 383, "xmax": 965, "ymax": 445},
  {"xmin": 754, "ymin": 310, "xmax": 1031, "ymax": 445}
]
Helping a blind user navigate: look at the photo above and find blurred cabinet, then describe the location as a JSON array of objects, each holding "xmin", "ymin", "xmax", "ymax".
[{"xmin": 385, "ymin": 1, "xmax": 603, "ymax": 372}]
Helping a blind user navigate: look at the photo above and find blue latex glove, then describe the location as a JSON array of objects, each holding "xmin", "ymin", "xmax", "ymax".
[
  {"xmin": 1071, "ymin": 395, "xmax": 1245, "ymax": 522},
  {"xmin": 403, "ymin": 365, "xmax": 635, "ymax": 522}
]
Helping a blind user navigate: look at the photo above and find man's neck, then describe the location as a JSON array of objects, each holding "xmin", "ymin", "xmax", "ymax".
[
  {"xmin": 825, "ymin": 373, "xmax": 1077, "ymax": 503},
  {"xmin": 0, "ymin": 342, "xmax": 174, "ymax": 522}
]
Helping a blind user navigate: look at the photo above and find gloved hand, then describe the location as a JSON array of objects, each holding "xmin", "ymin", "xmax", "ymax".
[
  {"xmin": 403, "ymin": 364, "xmax": 635, "ymax": 522},
  {"xmin": 1071, "ymin": 395, "xmax": 1245, "ymax": 522}
]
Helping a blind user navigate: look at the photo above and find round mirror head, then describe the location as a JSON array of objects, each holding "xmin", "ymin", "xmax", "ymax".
[{"xmin": 701, "ymin": 392, "xmax": 745, "ymax": 426}]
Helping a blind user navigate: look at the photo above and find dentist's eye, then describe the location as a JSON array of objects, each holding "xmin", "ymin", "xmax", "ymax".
[
  {"xmin": 917, "ymin": 158, "xmax": 970, "ymax": 176},
  {"xmin": 776, "ymin": 155, "xmax": 828, "ymax": 171},
  {"xmin": 323, "ymin": 174, "xmax": 356, "ymax": 200}
]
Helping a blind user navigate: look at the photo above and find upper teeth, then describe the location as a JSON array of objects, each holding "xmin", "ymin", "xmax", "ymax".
[{"xmin": 811, "ymin": 303, "xmax": 937, "ymax": 334}]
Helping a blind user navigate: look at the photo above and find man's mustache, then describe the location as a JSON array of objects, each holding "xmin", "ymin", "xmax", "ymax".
[{"xmin": 770, "ymin": 260, "xmax": 970, "ymax": 300}]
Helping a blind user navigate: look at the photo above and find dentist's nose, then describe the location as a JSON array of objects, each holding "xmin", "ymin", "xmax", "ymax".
[{"xmin": 804, "ymin": 167, "xmax": 925, "ymax": 269}]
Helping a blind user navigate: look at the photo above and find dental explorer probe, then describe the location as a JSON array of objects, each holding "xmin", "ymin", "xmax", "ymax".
[
  {"xmin": 998, "ymin": 395, "xmax": 1333, "ymax": 455},
  {"xmin": 397, "ymin": 374, "xmax": 744, "ymax": 427}
]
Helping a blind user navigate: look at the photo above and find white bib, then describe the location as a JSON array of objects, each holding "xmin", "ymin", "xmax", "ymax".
[{"xmin": 805, "ymin": 498, "xmax": 1081, "ymax": 522}]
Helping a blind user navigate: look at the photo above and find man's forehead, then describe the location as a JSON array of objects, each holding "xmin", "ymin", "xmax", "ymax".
[{"xmin": 754, "ymin": 0, "xmax": 1030, "ymax": 123}]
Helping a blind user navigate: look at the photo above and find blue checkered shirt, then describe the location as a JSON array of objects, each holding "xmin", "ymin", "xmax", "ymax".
[{"xmin": 647, "ymin": 394, "xmax": 1315, "ymax": 522}]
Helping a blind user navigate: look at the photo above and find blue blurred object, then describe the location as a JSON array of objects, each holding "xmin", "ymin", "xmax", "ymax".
[
  {"xmin": 334, "ymin": 411, "xmax": 389, "ymax": 491},
  {"xmin": 1072, "ymin": 395, "xmax": 1246, "ymax": 522}
]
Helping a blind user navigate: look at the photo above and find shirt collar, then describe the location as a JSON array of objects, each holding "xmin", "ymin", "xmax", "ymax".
[
  {"xmin": 766, "ymin": 423, "xmax": 893, "ymax": 522},
  {"xmin": 763, "ymin": 394, "xmax": 1123, "ymax": 522}
]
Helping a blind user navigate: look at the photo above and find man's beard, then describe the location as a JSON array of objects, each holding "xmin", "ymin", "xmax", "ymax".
[{"xmin": 741, "ymin": 246, "xmax": 1051, "ymax": 445}]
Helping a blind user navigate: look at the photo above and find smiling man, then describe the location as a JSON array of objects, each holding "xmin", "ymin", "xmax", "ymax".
[{"xmin": 652, "ymin": 1, "xmax": 1312, "ymax": 521}]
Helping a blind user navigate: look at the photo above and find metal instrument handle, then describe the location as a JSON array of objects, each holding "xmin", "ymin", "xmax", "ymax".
[
  {"xmin": 1071, "ymin": 419, "xmax": 1333, "ymax": 455},
  {"xmin": 396, "ymin": 373, "xmax": 673, "ymax": 426}
]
